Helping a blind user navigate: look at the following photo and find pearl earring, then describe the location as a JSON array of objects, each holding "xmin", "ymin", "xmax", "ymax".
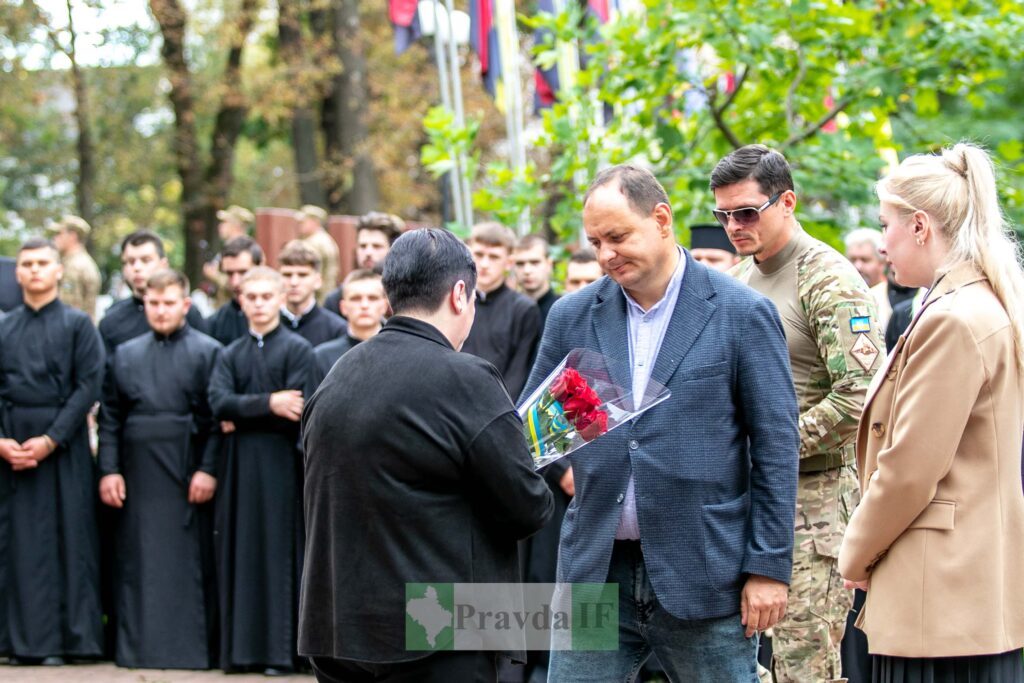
[{"xmin": 915, "ymin": 238, "xmax": 924, "ymax": 246}]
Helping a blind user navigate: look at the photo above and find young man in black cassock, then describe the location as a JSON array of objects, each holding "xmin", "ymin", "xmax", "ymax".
[
  {"xmin": 0, "ymin": 238, "xmax": 105, "ymax": 664},
  {"xmin": 300, "ymin": 228, "xmax": 553, "ymax": 683},
  {"xmin": 205, "ymin": 236, "xmax": 264, "ymax": 347},
  {"xmin": 209, "ymin": 266, "xmax": 315, "ymax": 675},
  {"xmin": 278, "ymin": 241, "xmax": 346, "ymax": 348},
  {"xmin": 312, "ymin": 269, "xmax": 387, "ymax": 383},
  {"xmin": 462, "ymin": 222, "xmax": 542, "ymax": 399},
  {"xmin": 98, "ymin": 270, "xmax": 221, "ymax": 669},
  {"xmin": 99, "ymin": 230, "xmax": 206, "ymax": 355},
  {"xmin": 512, "ymin": 233, "xmax": 559, "ymax": 330}
]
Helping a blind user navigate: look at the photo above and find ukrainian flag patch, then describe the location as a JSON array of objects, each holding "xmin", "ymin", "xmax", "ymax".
[{"xmin": 850, "ymin": 316, "xmax": 872, "ymax": 334}]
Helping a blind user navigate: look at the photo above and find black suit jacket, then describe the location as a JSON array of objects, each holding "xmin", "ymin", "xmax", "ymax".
[{"xmin": 299, "ymin": 316, "xmax": 553, "ymax": 664}]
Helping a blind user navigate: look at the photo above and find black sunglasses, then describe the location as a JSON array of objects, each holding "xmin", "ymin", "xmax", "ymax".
[{"xmin": 712, "ymin": 192, "xmax": 783, "ymax": 227}]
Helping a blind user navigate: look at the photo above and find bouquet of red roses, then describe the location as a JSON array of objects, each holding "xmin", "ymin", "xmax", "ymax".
[{"xmin": 518, "ymin": 349, "xmax": 670, "ymax": 469}]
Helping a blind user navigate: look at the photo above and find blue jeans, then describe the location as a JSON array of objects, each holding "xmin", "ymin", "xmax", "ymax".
[{"xmin": 548, "ymin": 541, "xmax": 758, "ymax": 683}]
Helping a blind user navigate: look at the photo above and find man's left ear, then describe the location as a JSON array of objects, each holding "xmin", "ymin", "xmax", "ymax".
[
  {"xmin": 452, "ymin": 280, "xmax": 466, "ymax": 313},
  {"xmin": 654, "ymin": 202, "xmax": 673, "ymax": 237},
  {"xmin": 780, "ymin": 189, "xmax": 798, "ymax": 216}
]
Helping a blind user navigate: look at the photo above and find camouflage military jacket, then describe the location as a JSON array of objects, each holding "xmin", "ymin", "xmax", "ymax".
[
  {"xmin": 61, "ymin": 248, "xmax": 101, "ymax": 322},
  {"xmin": 731, "ymin": 227, "xmax": 884, "ymax": 471}
]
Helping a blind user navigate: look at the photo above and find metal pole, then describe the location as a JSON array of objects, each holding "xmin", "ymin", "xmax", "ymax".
[
  {"xmin": 432, "ymin": 0, "xmax": 465, "ymax": 228},
  {"xmin": 496, "ymin": 0, "xmax": 529, "ymax": 235},
  {"xmin": 443, "ymin": 0, "xmax": 473, "ymax": 229}
]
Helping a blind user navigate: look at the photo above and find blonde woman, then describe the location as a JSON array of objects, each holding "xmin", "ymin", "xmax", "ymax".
[{"xmin": 838, "ymin": 143, "xmax": 1024, "ymax": 681}]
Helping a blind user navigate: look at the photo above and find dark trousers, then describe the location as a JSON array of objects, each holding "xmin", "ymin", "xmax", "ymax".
[{"xmin": 310, "ymin": 652, "xmax": 499, "ymax": 683}]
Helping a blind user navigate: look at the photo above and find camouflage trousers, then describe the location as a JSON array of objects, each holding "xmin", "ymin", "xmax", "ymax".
[{"xmin": 771, "ymin": 465, "xmax": 859, "ymax": 683}]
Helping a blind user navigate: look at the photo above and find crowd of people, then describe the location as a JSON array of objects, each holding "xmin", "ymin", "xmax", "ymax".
[{"xmin": 1, "ymin": 141, "xmax": 1022, "ymax": 683}]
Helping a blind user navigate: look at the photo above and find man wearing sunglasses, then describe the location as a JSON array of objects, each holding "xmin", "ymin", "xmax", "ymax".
[{"xmin": 712, "ymin": 145, "xmax": 883, "ymax": 683}]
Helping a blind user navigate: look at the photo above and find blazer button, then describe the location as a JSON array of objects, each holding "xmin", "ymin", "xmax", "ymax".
[
  {"xmin": 629, "ymin": 439, "xmax": 639, "ymax": 450},
  {"xmin": 616, "ymin": 493, "xmax": 625, "ymax": 504},
  {"xmin": 871, "ymin": 422, "xmax": 885, "ymax": 438}
]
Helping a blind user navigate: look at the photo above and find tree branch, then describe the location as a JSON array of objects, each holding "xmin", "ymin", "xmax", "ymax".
[
  {"xmin": 204, "ymin": 0, "xmax": 260, "ymax": 212},
  {"xmin": 782, "ymin": 94, "xmax": 855, "ymax": 149},
  {"xmin": 785, "ymin": 45, "xmax": 807, "ymax": 131},
  {"xmin": 714, "ymin": 64, "xmax": 748, "ymax": 118},
  {"xmin": 709, "ymin": 101, "xmax": 743, "ymax": 149}
]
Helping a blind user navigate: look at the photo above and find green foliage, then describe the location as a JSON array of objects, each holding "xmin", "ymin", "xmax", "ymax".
[{"xmin": 444, "ymin": 0, "xmax": 1024, "ymax": 247}]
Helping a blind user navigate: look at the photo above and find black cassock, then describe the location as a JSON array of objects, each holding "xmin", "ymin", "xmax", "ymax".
[
  {"xmin": 97, "ymin": 296, "xmax": 209, "ymax": 657},
  {"xmin": 98, "ymin": 296, "xmax": 207, "ymax": 356},
  {"xmin": 0, "ymin": 299, "xmax": 104, "ymax": 659},
  {"xmin": 206, "ymin": 300, "xmax": 248, "ymax": 347},
  {"xmin": 281, "ymin": 304, "xmax": 346, "ymax": 349},
  {"xmin": 208, "ymin": 325, "xmax": 314, "ymax": 671},
  {"xmin": 312, "ymin": 333, "xmax": 360, "ymax": 385},
  {"xmin": 461, "ymin": 283, "xmax": 542, "ymax": 400},
  {"xmin": 98, "ymin": 325, "xmax": 222, "ymax": 669}
]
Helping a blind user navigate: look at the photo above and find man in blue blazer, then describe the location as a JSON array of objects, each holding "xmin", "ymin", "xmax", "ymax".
[{"xmin": 522, "ymin": 165, "xmax": 799, "ymax": 682}]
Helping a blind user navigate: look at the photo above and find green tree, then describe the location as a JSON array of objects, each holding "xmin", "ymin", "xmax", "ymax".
[{"xmin": 434, "ymin": 0, "xmax": 1024, "ymax": 246}]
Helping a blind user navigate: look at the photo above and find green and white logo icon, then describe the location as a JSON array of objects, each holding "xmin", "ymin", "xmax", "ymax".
[{"xmin": 405, "ymin": 583, "xmax": 455, "ymax": 651}]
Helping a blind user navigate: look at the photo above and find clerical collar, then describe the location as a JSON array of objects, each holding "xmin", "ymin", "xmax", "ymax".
[
  {"xmin": 249, "ymin": 324, "xmax": 282, "ymax": 347},
  {"xmin": 537, "ymin": 288, "xmax": 557, "ymax": 306},
  {"xmin": 26, "ymin": 296, "xmax": 61, "ymax": 316},
  {"xmin": 476, "ymin": 283, "xmax": 508, "ymax": 304},
  {"xmin": 153, "ymin": 324, "xmax": 189, "ymax": 343},
  {"xmin": 281, "ymin": 300, "xmax": 317, "ymax": 326}
]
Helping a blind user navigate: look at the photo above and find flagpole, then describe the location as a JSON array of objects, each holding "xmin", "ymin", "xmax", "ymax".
[
  {"xmin": 444, "ymin": 0, "xmax": 474, "ymax": 229},
  {"xmin": 496, "ymin": 0, "xmax": 529, "ymax": 235},
  {"xmin": 430, "ymin": 0, "xmax": 466, "ymax": 228}
]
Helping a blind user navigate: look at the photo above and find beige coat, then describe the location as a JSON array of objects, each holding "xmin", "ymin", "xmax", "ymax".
[{"xmin": 838, "ymin": 261, "xmax": 1024, "ymax": 657}]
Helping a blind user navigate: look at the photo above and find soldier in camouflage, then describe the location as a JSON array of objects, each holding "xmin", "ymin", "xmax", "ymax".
[
  {"xmin": 48, "ymin": 215, "xmax": 101, "ymax": 322},
  {"xmin": 711, "ymin": 145, "xmax": 883, "ymax": 683}
]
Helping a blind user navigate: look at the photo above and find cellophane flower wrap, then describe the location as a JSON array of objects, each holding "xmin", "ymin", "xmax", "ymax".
[{"xmin": 518, "ymin": 348, "xmax": 671, "ymax": 469}]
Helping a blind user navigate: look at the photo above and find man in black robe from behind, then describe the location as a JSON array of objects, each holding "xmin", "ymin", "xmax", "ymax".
[
  {"xmin": 278, "ymin": 240, "xmax": 346, "ymax": 348},
  {"xmin": 205, "ymin": 236, "xmax": 264, "ymax": 347},
  {"xmin": 98, "ymin": 269, "xmax": 221, "ymax": 669},
  {"xmin": 0, "ymin": 237, "xmax": 105, "ymax": 664},
  {"xmin": 209, "ymin": 266, "xmax": 315, "ymax": 675},
  {"xmin": 99, "ymin": 230, "xmax": 206, "ymax": 356},
  {"xmin": 300, "ymin": 228, "xmax": 553, "ymax": 682}
]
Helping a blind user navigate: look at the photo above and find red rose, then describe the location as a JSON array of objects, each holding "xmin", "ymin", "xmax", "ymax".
[
  {"xmin": 548, "ymin": 368, "xmax": 582, "ymax": 402},
  {"xmin": 563, "ymin": 384, "xmax": 601, "ymax": 421},
  {"xmin": 577, "ymin": 410, "xmax": 608, "ymax": 441}
]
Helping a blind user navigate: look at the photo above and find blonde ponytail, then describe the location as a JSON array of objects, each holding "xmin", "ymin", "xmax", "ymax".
[{"xmin": 878, "ymin": 142, "xmax": 1024, "ymax": 370}]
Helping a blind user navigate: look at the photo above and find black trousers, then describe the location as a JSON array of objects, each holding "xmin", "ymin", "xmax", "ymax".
[{"xmin": 310, "ymin": 652, "xmax": 499, "ymax": 683}]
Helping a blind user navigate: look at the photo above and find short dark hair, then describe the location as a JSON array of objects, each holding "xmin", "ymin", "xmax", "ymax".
[
  {"xmin": 382, "ymin": 228, "xmax": 477, "ymax": 315},
  {"xmin": 357, "ymin": 212, "xmax": 405, "ymax": 244},
  {"xmin": 278, "ymin": 240, "xmax": 321, "ymax": 270},
  {"xmin": 709, "ymin": 144, "xmax": 794, "ymax": 197},
  {"xmin": 18, "ymin": 236, "xmax": 58, "ymax": 257},
  {"xmin": 343, "ymin": 268, "xmax": 382, "ymax": 285},
  {"xmin": 468, "ymin": 222, "xmax": 516, "ymax": 251},
  {"xmin": 121, "ymin": 230, "xmax": 166, "ymax": 258},
  {"xmin": 146, "ymin": 269, "xmax": 190, "ymax": 294},
  {"xmin": 221, "ymin": 236, "xmax": 264, "ymax": 265},
  {"xmin": 568, "ymin": 247, "xmax": 598, "ymax": 265},
  {"xmin": 514, "ymin": 233, "xmax": 550, "ymax": 253},
  {"xmin": 582, "ymin": 165, "xmax": 670, "ymax": 217}
]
